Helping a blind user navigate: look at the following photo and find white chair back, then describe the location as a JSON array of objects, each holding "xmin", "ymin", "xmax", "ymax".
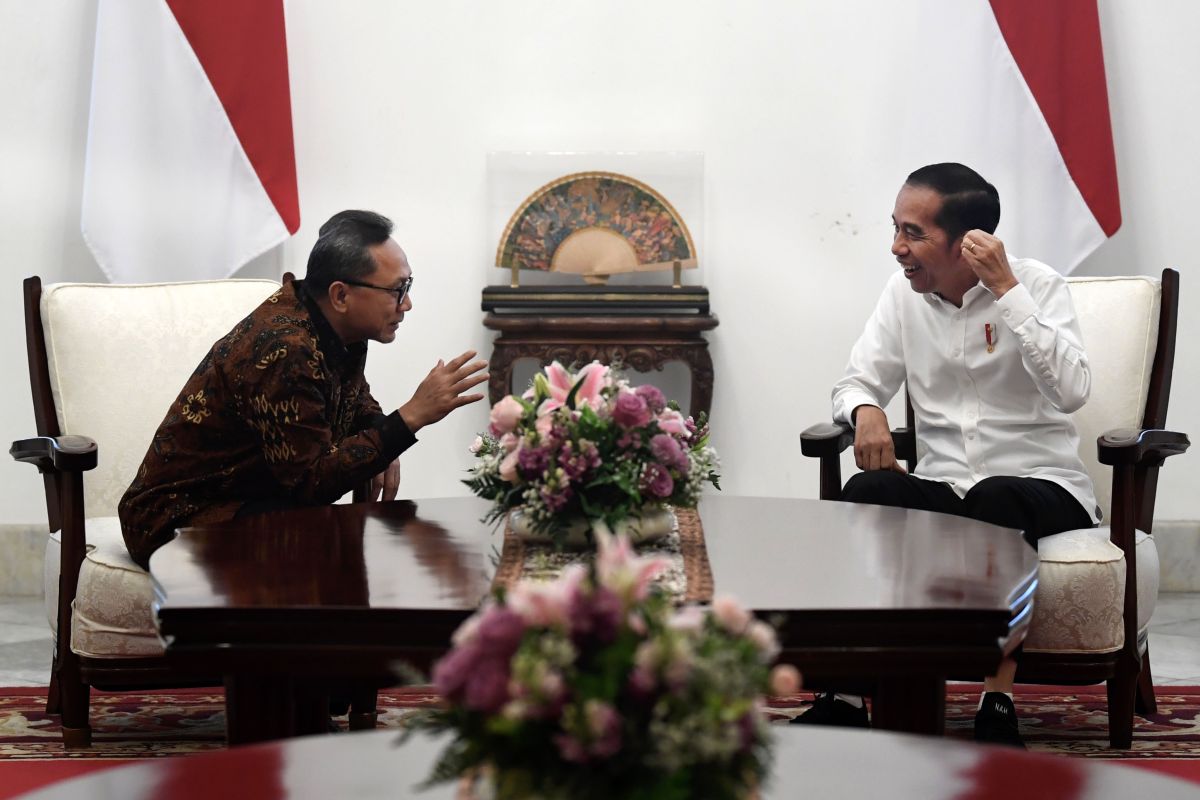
[
  {"xmin": 1066, "ymin": 275, "xmax": 1161, "ymax": 521},
  {"xmin": 39, "ymin": 279, "xmax": 282, "ymax": 518}
]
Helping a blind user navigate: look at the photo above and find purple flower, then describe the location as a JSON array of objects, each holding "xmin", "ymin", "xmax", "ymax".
[
  {"xmin": 554, "ymin": 733, "xmax": 589, "ymax": 764},
  {"xmin": 737, "ymin": 710, "xmax": 759, "ymax": 753},
  {"xmin": 517, "ymin": 445, "xmax": 550, "ymax": 479},
  {"xmin": 634, "ymin": 384, "xmax": 667, "ymax": 414},
  {"xmin": 640, "ymin": 462, "xmax": 675, "ymax": 498},
  {"xmin": 570, "ymin": 586, "xmax": 624, "ymax": 644},
  {"xmin": 476, "ymin": 606, "xmax": 526, "ymax": 658},
  {"xmin": 432, "ymin": 641, "xmax": 479, "ymax": 701},
  {"xmin": 616, "ymin": 430, "xmax": 641, "ymax": 450},
  {"xmin": 463, "ymin": 656, "xmax": 511, "ymax": 713},
  {"xmin": 649, "ymin": 433, "xmax": 689, "ymax": 473},
  {"xmin": 559, "ymin": 440, "xmax": 601, "ymax": 481},
  {"xmin": 612, "ymin": 392, "xmax": 651, "ymax": 429},
  {"xmin": 540, "ymin": 483, "xmax": 573, "ymax": 512},
  {"xmin": 585, "ymin": 701, "xmax": 622, "ymax": 759}
]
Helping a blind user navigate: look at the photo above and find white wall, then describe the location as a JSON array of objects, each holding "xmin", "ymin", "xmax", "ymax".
[{"xmin": 1, "ymin": 0, "xmax": 1196, "ymax": 526}]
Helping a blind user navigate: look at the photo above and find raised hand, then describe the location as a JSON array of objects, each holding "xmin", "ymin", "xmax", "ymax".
[
  {"xmin": 961, "ymin": 230, "xmax": 1018, "ymax": 299},
  {"xmin": 399, "ymin": 350, "xmax": 489, "ymax": 432}
]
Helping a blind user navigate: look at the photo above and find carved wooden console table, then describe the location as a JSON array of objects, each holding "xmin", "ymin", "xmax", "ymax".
[{"xmin": 482, "ymin": 313, "xmax": 719, "ymax": 417}]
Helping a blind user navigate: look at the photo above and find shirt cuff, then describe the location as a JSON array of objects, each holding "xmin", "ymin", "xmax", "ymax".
[
  {"xmin": 995, "ymin": 282, "xmax": 1038, "ymax": 331},
  {"xmin": 376, "ymin": 411, "xmax": 417, "ymax": 458},
  {"xmin": 834, "ymin": 391, "xmax": 880, "ymax": 428}
]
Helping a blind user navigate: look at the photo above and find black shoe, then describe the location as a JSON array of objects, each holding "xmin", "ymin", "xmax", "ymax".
[
  {"xmin": 791, "ymin": 693, "xmax": 869, "ymax": 728},
  {"xmin": 973, "ymin": 692, "xmax": 1025, "ymax": 749}
]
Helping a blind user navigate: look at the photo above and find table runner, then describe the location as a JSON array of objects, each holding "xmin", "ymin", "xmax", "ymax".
[{"xmin": 491, "ymin": 507, "xmax": 714, "ymax": 604}]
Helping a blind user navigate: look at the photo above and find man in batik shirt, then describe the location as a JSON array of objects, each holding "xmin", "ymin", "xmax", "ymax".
[{"xmin": 119, "ymin": 210, "xmax": 487, "ymax": 567}]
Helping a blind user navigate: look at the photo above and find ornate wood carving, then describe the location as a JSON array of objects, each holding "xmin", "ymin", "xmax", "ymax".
[{"xmin": 483, "ymin": 313, "xmax": 719, "ymax": 418}]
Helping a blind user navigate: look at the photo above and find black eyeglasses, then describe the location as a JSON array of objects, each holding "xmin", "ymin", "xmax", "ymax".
[{"xmin": 342, "ymin": 276, "xmax": 413, "ymax": 305}]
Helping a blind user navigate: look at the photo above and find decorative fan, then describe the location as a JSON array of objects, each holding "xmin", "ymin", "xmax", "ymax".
[{"xmin": 496, "ymin": 171, "xmax": 697, "ymax": 284}]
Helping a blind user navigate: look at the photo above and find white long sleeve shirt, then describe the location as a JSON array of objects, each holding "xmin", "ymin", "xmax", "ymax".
[{"xmin": 833, "ymin": 257, "xmax": 1099, "ymax": 523}]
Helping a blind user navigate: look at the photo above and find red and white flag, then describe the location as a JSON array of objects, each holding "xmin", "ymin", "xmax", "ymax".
[
  {"xmin": 82, "ymin": 0, "xmax": 300, "ymax": 283},
  {"xmin": 890, "ymin": 0, "xmax": 1120, "ymax": 274}
]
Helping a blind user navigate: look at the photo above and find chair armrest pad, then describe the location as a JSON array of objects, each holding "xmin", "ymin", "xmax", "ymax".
[
  {"xmin": 10, "ymin": 435, "xmax": 98, "ymax": 472},
  {"xmin": 1097, "ymin": 428, "xmax": 1190, "ymax": 466},
  {"xmin": 800, "ymin": 422, "xmax": 854, "ymax": 457}
]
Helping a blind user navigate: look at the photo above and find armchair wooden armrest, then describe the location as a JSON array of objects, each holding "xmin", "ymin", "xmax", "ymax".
[
  {"xmin": 1097, "ymin": 428, "xmax": 1190, "ymax": 466},
  {"xmin": 799, "ymin": 421, "xmax": 854, "ymax": 457},
  {"xmin": 799, "ymin": 422, "xmax": 917, "ymax": 500},
  {"xmin": 10, "ymin": 435, "xmax": 98, "ymax": 473}
]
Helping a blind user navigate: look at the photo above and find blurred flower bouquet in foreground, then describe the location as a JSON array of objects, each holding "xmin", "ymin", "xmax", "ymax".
[
  {"xmin": 466, "ymin": 361, "xmax": 720, "ymax": 546},
  {"xmin": 408, "ymin": 532, "xmax": 796, "ymax": 800}
]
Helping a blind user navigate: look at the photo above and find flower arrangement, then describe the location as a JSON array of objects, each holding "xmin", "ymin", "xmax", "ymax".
[
  {"xmin": 466, "ymin": 361, "xmax": 720, "ymax": 543},
  {"xmin": 410, "ymin": 531, "xmax": 797, "ymax": 800}
]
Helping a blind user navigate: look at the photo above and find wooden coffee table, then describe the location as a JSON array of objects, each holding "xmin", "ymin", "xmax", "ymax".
[
  {"xmin": 149, "ymin": 495, "xmax": 1036, "ymax": 743},
  {"xmin": 19, "ymin": 727, "xmax": 1200, "ymax": 800}
]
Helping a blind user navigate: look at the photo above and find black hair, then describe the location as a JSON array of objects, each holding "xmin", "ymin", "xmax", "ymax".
[
  {"xmin": 304, "ymin": 210, "xmax": 394, "ymax": 297},
  {"xmin": 905, "ymin": 163, "xmax": 1000, "ymax": 240}
]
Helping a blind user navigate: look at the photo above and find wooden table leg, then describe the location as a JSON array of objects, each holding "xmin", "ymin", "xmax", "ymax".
[
  {"xmin": 224, "ymin": 676, "xmax": 329, "ymax": 745},
  {"xmin": 872, "ymin": 676, "xmax": 946, "ymax": 736}
]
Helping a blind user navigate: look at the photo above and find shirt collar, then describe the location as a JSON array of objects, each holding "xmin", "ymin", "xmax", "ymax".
[{"xmin": 293, "ymin": 280, "xmax": 368, "ymax": 375}]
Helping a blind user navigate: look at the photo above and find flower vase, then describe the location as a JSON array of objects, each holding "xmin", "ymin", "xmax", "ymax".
[
  {"xmin": 509, "ymin": 505, "xmax": 675, "ymax": 548},
  {"xmin": 459, "ymin": 766, "xmax": 564, "ymax": 800}
]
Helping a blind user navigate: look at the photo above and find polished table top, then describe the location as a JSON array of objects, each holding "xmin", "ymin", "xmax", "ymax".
[
  {"xmin": 150, "ymin": 496, "xmax": 1038, "ymax": 673},
  {"xmin": 17, "ymin": 726, "xmax": 1200, "ymax": 800}
]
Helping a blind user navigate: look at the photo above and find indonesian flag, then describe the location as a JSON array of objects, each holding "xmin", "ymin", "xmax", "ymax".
[
  {"xmin": 892, "ymin": 0, "xmax": 1119, "ymax": 274},
  {"xmin": 82, "ymin": 0, "xmax": 300, "ymax": 283}
]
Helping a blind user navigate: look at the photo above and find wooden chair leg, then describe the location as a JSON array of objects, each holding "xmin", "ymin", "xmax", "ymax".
[
  {"xmin": 57, "ymin": 648, "xmax": 92, "ymax": 748},
  {"xmin": 1135, "ymin": 645, "xmax": 1158, "ymax": 716},
  {"xmin": 1106, "ymin": 651, "xmax": 1140, "ymax": 749},
  {"xmin": 45, "ymin": 644, "xmax": 62, "ymax": 715},
  {"xmin": 348, "ymin": 687, "xmax": 379, "ymax": 731}
]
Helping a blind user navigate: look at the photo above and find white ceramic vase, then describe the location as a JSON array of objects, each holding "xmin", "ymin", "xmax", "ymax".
[{"xmin": 509, "ymin": 505, "xmax": 675, "ymax": 548}]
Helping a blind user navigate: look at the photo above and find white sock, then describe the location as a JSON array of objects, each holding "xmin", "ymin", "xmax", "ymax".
[
  {"xmin": 834, "ymin": 693, "xmax": 865, "ymax": 708},
  {"xmin": 978, "ymin": 691, "xmax": 1014, "ymax": 710}
]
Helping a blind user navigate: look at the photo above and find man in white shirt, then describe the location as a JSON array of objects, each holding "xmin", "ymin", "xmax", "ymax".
[{"xmin": 796, "ymin": 163, "xmax": 1097, "ymax": 748}]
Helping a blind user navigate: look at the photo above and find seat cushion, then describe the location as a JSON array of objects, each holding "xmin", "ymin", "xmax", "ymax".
[
  {"xmin": 1024, "ymin": 527, "xmax": 1159, "ymax": 654},
  {"xmin": 44, "ymin": 517, "xmax": 163, "ymax": 658}
]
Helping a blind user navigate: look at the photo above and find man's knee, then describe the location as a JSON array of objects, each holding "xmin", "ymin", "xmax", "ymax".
[
  {"xmin": 841, "ymin": 470, "xmax": 910, "ymax": 505},
  {"xmin": 963, "ymin": 477, "xmax": 1022, "ymax": 516}
]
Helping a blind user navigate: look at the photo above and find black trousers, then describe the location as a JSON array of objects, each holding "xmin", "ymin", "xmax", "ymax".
[{"xmin": 841, "ymin": 472, "xmax": 1094, "ymax": 547}]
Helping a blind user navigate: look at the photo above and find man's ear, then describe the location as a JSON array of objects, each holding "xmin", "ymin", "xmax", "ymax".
[
  {"xmin": 327, "ymin": 281, "xmax": 351, "ymax": 313},
  {"xmin": 950, "ymin": 234, "xmax": 967, "ymax": 261}
]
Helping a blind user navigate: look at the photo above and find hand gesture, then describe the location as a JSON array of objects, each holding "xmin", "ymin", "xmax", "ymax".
[
  {"xmin": 370, "ymin": 457, "xmax": 401, "ymax": 502},
  {"xmin": 961, "ymin": 230, "xmax": 1018, "ymax": 298},
  {"xmin": 399, "ymin": 350, "xmax": 489, "ymax": 432},
  {"xmin": 853, "ymin": 405, "xmax": 907, "ymax": 474}
]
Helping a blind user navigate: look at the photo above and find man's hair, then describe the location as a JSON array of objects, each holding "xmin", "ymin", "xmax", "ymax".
[
  {"xmin": 905, "ymin": 163, "xmax": 1001, "ymax": 240},
  {"xmin": 304, "ymin": 210, "xmax": 394, "ymax": 297}
]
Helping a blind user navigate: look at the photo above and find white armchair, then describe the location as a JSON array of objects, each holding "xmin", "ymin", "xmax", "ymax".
[
  {"xmin": 800, "ymin": 268, "xmax": 1189, "ymax": 748},
  {"xmin": 12, "ymin": 276, "xmax": 282, "ymax": 747}
]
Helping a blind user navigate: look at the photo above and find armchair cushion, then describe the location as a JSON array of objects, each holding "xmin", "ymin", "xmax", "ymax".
[
  {"xmin": 1024, "ymin": 528, "xmax": 1158, "ymax": 654},
  {"xmin": 36, "ymin": 279, "xmax": 281, "ymax": 659},
  {"xmin": 44, "ymin": 516, "xmax": 162, "ymax": 658}
]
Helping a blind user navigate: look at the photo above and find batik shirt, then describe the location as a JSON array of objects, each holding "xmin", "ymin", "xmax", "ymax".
[{"xmin": 118, "ymin": 280, "xmax": 416, "ymax": 566}]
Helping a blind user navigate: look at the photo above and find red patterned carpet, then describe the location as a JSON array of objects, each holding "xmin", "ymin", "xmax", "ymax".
[{"xmin": 2, "ymin": 684, "xmax": 1199, "ymax": 762}]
